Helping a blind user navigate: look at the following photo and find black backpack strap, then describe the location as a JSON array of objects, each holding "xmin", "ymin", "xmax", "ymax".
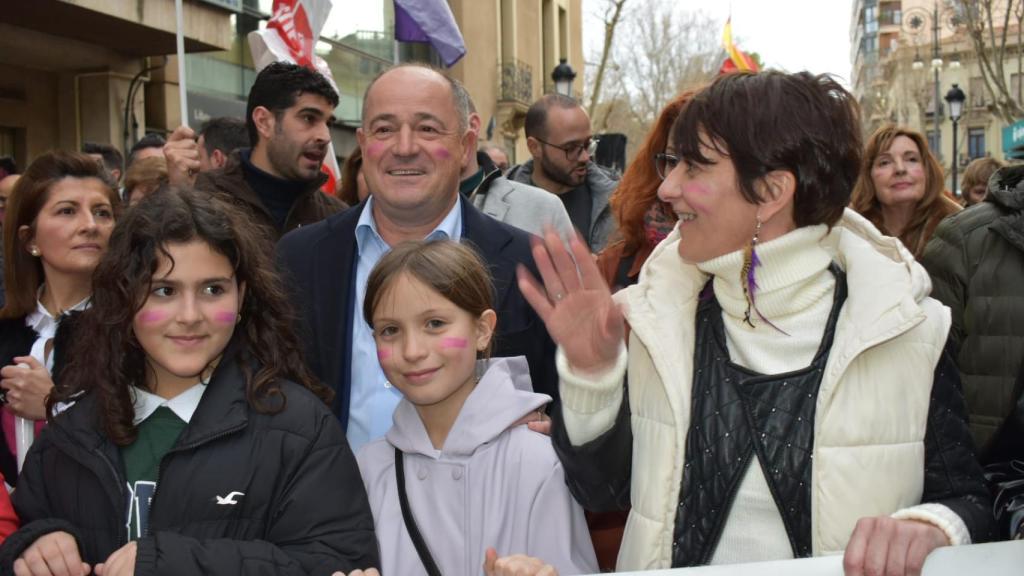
[{"xmin": 395, "ymin": 447, "xmax": 443, "ymax": 576}]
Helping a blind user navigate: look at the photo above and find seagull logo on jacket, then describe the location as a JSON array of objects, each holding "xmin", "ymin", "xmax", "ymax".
[{"xmin": 216, "ymin": 491, "xmax": 245, "ymax": 505}]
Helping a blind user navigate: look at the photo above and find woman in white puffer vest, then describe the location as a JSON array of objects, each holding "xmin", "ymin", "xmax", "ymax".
[{"xmin": 517, "ymin": 70, "xmax": 995, "ymax": 575}]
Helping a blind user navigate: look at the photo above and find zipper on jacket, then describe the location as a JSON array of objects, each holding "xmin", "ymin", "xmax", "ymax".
[
  {"xmin": 92, "ymin": 446, "xmax": 131, "ymax": 546},
  {"xmin": 50, "ymin": 423, "xmax": 131, "ymax": 545},
  {"xmin": 144, "ymin": 421, "xmax": 248, "ymax": 537}
]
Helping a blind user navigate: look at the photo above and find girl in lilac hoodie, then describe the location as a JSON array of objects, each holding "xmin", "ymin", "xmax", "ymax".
[{"xmin": 356, "ymin": 240, "xmax": 597, "ymax": 576}]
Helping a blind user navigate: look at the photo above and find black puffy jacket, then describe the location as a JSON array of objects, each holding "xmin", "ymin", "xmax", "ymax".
[
  {"xmin": 0, "ymin": 349, "xmax": 379, "ymax": 575},
  {"xmin": 922, "ymin": 168, "xmax": 1024, "ymax": 457}
]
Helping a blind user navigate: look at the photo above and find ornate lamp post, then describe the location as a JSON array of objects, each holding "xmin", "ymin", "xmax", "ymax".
[
  {"xmin": 945, "ymin": 83, "xmax": 966, "ymax": 196},
  {"xmin": 551, "ymin": 58, "xmax": 577, "ymax": 97},
  {"xmin": 905, "ymin": 2, "xmax": 962, "ymax": 151}
]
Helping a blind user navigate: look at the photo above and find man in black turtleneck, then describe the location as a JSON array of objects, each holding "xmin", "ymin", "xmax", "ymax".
[{"xmin": 166, "ymin": 62, "xmax": 346, "ymax": 239}]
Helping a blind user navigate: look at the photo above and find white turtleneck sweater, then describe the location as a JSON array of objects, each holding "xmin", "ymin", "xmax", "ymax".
[{"xmin": 695, "ymin": 225, "xmax": 835, "ymax": 564}]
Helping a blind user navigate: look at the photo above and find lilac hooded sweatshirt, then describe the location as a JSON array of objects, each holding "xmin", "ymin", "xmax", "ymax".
[{"xmin": 357, "ymin": 356, "xmax": 598, "ymax": 575}]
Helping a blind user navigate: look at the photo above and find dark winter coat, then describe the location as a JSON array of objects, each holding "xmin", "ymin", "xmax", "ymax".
[
  {"xmin": 196, "ymin": 149, "xmax": 346, "ymax": 240},
  {"xmin": 0, "ymin": 345, "xmax": 379, "ymax": 575},
  {"xmin": 921, "ymin": 165, "xmax": 1024, "ymax": 457},
  {"xmin": 276, "ymin": 199, "xmax": 559, "ymax": 429}
]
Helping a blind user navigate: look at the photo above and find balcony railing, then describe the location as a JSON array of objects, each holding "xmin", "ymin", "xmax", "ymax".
[
  {"xmin": 879, "ymin": 10, "xmax": 901, "ymax": 27},
  {"xmin": 499, "ymin": 59, "xmax": 533, "ymax": 105}
]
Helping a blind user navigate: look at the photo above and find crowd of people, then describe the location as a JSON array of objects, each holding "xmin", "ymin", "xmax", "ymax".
[{"xmin": 0, "ymin": 58, "xmax": 1020, "ymax": 576}]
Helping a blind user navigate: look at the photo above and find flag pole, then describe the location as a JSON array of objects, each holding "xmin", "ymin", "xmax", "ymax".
[{"xmin": 175, "ymin": 0, "xmax": 189, "ymax": 128}]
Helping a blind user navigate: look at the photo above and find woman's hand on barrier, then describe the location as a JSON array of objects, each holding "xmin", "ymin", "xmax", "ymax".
[
  {"xmin": 843, "ymin": 516, "xmax": 949, "ymax": 576},
  {"xmin": 517, "ymin": 230, "xmax": 624, "ymax": 376},
  {"xmin": 14, "ymin": 531, "xmax": 90, "ymax": 576},
  {"xmin": 483, "ymin": 547, "xmax": 559, "ymax": 576},
  {"xmin": 1, "ymin": 356, "xmax": 55, "ymax": 420}
]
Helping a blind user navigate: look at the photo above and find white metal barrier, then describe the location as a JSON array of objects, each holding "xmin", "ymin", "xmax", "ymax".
[{"xmin": 597, "ymin": 540, "xmax": 1023, "ymax": 576}]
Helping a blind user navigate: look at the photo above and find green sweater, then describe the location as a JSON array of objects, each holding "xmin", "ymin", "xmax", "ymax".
[{"xmin": 121, "ymin": 407, "xmax": 187, "ymax": 540}]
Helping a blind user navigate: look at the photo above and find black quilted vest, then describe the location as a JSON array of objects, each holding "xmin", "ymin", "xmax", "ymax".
[{"xmin": 671, "ymin": 265, "xmax": 847, "ymax": 566}]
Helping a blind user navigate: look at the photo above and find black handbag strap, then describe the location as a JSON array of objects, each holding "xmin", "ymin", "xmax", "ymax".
[{"xmin": 395, "ymin": 447, "xmax": 443, "ymax": 576}]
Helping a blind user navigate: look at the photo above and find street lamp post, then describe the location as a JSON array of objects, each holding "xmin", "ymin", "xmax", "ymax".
[
  {"xmin": 945, "ymin": 83, "xmax": 966, "ymax": 196},
  {"xmin": 906, "ymin": 2, "xmax": 962, "ymax": 153},
  {"xmin": 551, "ymin": 58, "xmax": 577, "ymax": 97},
  {"xmin": 929, "ymin": 2, "xmax": 943, "ymax": 144}
]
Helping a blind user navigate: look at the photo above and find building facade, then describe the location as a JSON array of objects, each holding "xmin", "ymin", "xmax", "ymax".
[
  {"xmin": 852, "ymin": 0, "xmax": 1024, "ymax": 191},
  {"xmin": 0, "ymin": 0, "xmax": 234, "ymax": 165},
  {"xmin": 446, "ymin": 0, "xmax": 584, "ymax": 165},
  {"xmin": 0, "ymin": 0, "xmax": 583, "ymax": 173}
]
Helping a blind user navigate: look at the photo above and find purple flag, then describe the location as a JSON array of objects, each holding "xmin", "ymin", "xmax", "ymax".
[{"xmin": 393, "ymin": 0, "xmax": 466, "ymax": 67}]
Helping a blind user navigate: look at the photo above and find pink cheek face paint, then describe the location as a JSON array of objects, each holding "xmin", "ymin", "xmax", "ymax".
[
  {"xmin": 440, "ymin": 337, "xmax": 468, "ymax": 350},
  {"xmin": 681, "ymin": 182, "xmax": 712, "ymax": 215},
  {"xmin": 213, "ymin": 311, "xmax": 237, "ymax": 325},
  {"xmin": 136, "ymin": 310, "xmax": 167, "ymax": 324},
  {"xmin": 365, "ymin": 142, "xmax": 386, "ymax": 158},
  {"xmin": 432, "ymin": 147, "xmax": 452, "ymax": 161},
  {"xmin": 376, "ymin": 348, "xmax": 392, "ymax": 361}
]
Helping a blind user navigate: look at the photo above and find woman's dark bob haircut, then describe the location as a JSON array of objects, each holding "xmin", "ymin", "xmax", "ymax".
[{"xmin": 672, "ymin": 70, "xmax": 862, "ymax": 228}]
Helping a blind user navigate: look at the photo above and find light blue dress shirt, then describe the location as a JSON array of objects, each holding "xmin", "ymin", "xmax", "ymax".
[{"xmin": 348, "ymin": 195, "xmax": 463, "ymax": 452}]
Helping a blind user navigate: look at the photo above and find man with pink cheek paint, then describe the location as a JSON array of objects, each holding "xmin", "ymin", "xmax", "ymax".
[
  {"xmin": 277, "ymin": 63, "xmax": 560, "ymax": 453},
  {"xmin": 506, "ymin": 94, "xmax": 619, "ymax": 252}
]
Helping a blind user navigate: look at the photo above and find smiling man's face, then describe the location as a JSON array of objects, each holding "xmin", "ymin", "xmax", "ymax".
[{"xmin": 357, "ymin": 67, "xmax": 474, "ymax": 221}]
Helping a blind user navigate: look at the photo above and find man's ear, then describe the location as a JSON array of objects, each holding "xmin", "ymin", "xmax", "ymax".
[
  {"xmin": 462, "ymin": 120, "xmax": 479, "ymax": 169},
  {"xmin": 251, "ymin": 106, "xmax": 276, "ymax": 142},
  {"xmin": 755, "ymin": 170, "xmax": 797, "ymax": 224},
  {"xmin": 526, "ymin": 136, "xmax": 541, "ymax": 159},
  {"xmin": 211, "ymin": 149, "xmax": 228, "ymax": 169},
  {"xmin": 468, "ymin": 112, "xmax": 482, "ymax": 138}
]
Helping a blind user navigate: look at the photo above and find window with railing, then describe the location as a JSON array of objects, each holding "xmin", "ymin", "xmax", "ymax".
[
  {"xmin": 969, "ymin": 77, "xmax": 986, "ymax": 108},
  {"xmin": 862, "ymin": 34, "xmax": 879, "ymax": 54},
  {"xmin": 968, "ymin": 127, "xmax": 986, "ymax": 159},
  {"xmin": 925, "ymin": 96, "xmax": 944, "ymax": 119},
  {"xmin": 499, "ymin": 59, "xmax": 533, "ymax": 105},
  {"xmin": 879, "ymin": 8, "xmax": 901, "ymax": 26},
  {"xmin": 865, "ymin": 6, "xmax": 879, "ymax": 33},
  {"xmin": 927, "ymin": 130, "xmax": 941, "ymax": 158}
]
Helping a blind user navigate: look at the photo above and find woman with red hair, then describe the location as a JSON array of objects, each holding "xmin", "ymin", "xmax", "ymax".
[{"xmin": 596, "ymin": 92, "xmax": 693, "ymax": 291}]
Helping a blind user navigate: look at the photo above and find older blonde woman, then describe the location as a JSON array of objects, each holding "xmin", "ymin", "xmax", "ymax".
[{"xmin": 851, "ymin": 125, "xmax": 961, "ymax": 257}]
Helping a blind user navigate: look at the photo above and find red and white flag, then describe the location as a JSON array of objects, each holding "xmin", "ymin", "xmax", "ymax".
[{"xmin": 249, "ymin": 0, "xmax": 341, "ymax": 195}]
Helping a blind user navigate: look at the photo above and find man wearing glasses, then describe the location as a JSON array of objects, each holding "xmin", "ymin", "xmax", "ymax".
[{"xmin": 507, "ymin": 94, "xmax": 619, "ymax": 251}]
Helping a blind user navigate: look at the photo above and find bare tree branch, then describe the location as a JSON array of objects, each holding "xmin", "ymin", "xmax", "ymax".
[
  {"xmin": 952, "ymin": 0, "xmax": 1024, "ymax": 123},
  {"xmin": 587, "ymin": 0, "xmax": 724, "ymax": 161},
  {"xmin": 587, "ymin": 0, "xmax": 628, "ymax": 117}
]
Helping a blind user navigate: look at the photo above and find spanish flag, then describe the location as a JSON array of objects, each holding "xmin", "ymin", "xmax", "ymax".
[{"xmin": 720, "ymin": 18, "xmax": 759, "ymax": 74}]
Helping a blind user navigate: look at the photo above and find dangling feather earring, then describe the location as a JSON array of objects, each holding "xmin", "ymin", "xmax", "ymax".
[{"xmin": 741, "ymin": 219, "xmax": 789, "ymax": 335}]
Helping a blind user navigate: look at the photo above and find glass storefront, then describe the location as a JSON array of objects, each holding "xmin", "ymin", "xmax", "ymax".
[{"xmin": 184, "ymin": 0, "xmax": 396, "ymax": 128}]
